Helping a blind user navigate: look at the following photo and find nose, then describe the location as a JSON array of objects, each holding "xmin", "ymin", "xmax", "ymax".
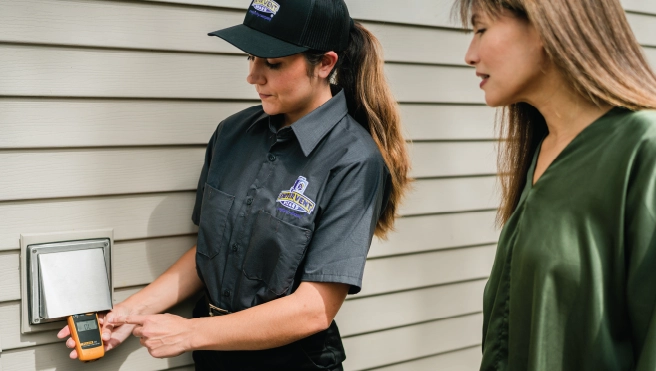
[
  {"xmin": 465, "ymin": 38, "xmax": 479, "ymax": 66},
  {"xmin": 246, "ymin": 57, "xmax": 266, "ymax": 85}
]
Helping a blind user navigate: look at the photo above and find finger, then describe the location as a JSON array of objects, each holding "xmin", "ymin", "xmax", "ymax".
[
  {"xmin": 102, "ymin": 322, "xmax": 114, "ymax": 341},
  {"xmin": 66, "ymin": 337, "xmax": 76, "ymax": 349},
  {"xmin": 111, "ymin": 314, "xmax": 147, "ymax": 326},
  {"xmin": 57, "ymin": 325, "xmax": 71, "ymax": 338},
  {"xmin": 69, "ymin": 348, "xmax": 78, "ymax": 359},
  {"xmin": 132, "ymin": 325, "xmax": 144, "ymax": 338}
]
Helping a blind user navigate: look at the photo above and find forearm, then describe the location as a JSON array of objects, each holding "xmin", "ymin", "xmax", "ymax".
[
  {"xmin": 190, "ymin": 282, "xmax": 348, "ymax": 351},
  {"xmin": 122, "ymin": 245, "xmax": 204, "ymax": 315}
]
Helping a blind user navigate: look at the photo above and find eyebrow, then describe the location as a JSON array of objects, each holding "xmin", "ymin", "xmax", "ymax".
[{"xmin": 470, "ymin": 13, "xmax": 480, "ymax": 27}]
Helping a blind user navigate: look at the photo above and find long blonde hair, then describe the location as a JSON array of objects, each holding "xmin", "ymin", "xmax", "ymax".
[
  {"xmin": 454, "ymin": 0, "xmax": 656, "ymax": 225},
  {"xmin": 304, "ymin": 22, "xmax": 411, "ymax": 238}
]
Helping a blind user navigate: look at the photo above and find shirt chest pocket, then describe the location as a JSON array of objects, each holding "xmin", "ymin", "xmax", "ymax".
[
  {"xmin": 238, "ymin": 211, "xmax": 312, "ymax": 309},
  {"xmin": 197, "ymin": 183, "xmax": 235, "ymax": 259}
]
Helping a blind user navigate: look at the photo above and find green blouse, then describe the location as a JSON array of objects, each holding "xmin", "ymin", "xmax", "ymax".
[{"xmin": 481, "ymin": 108, "xmax": 656, "ymax": 371}]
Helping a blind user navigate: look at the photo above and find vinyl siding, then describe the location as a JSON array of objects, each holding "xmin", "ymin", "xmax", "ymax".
[{"xmin": 1, "ymin": 0, "xmax": 654, "ymax": 370}]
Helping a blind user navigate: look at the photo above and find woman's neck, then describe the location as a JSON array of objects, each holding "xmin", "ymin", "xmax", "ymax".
[{"xmin": 526, "ymin": 68, "xmax": 611, "ymax": 144}]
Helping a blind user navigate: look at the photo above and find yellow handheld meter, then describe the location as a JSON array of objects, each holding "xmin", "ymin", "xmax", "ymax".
[{"xmin": 67, "ymin": 313, "xmax": 105, "ymax": 362}]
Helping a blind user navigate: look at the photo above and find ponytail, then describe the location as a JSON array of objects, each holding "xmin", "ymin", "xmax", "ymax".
[{"xmin": 306, "ymin": 22, "xmax": 411, "ymax": 239}]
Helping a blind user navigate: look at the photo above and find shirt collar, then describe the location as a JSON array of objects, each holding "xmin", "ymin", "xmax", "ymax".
[{"xmin": 246, "ymin": 86, "xmax": 349, "ymax": 157}]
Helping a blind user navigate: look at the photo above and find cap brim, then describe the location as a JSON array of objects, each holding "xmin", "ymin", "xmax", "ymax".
[{"xmin": 208, "ymin": 24, "xmax": 309, "ymax": 58}]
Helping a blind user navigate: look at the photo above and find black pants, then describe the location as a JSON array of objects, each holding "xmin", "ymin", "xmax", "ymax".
[{"xmin": 192, "ymin": 297, "xmax": 345, "ymax": 371}]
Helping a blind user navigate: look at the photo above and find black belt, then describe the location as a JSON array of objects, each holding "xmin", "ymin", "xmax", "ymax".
[{"xmin": 209, "ymin": 302, "xmax": 231, "ymax": 317}]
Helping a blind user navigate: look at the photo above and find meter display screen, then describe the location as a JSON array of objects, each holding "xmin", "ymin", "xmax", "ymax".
[{"xmin": 76, "ymin": 319, "xmax": 98, "ymax": 332}]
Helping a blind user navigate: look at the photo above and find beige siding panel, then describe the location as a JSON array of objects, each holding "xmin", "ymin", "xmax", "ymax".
[
  {"xmin": 358, "ymin": 22, "xmax": 469, "ymax": 65},
  {"xmin": 1, "ymin": 336, "xmax": 192, "ymax": 371},
  {"xmin": 113, "ymin": 236, "xmax": 197, "ymax": 288},
  {"xmin": 643, "ymin": 47, "xmax": 656, "ymax": 67},
  {"xmin": 0, "ymin": 192, "xmax": 197, "ymax": 252},
  {"xmin": 0, "ymin": 45, "xmax": 480, "ymax": 103},
  {"xmin": 401, "ymin": 104, "xmax": 496, "ymax": 141},
  {"xmin": 369, "ymin": 211, "xmax": 498, "ymax": 258},
  {"xmin": 375, "ymin": 346, "xmax": 482, "ymax": 371},
  {"xmin": 400, "ymin": 176, "xmax": 499, "ymax": 215},
  {"xmin": 342, "ymin": 313, "xmax": 483, "ymax": 371},
  {"xmin": 1, "ymin": 100, "xmax": 496, "ymax": 149},
  {"xmin": 0, "ymin": 252, "xmax": 19, "ymax": 302},
  {"xmin": 140, "ymin": 0, "xmax": 458, "ymax": 28},
  {"xmin": 143, "ymin": 0, "xmax": 246, "ymax": 10},
  {"xmin": 0, "ymin": 0, "xmax": 468, "ymax": 66},
  {"xmin": 360, "ymin": 245, "xmax": 496, "ymax": 297},
  {"xmin": 410, "ymin": 142, "xmax": 497, "ymax": 178},
  {"xmin": 0, "ymin": 45, "xmax": 254, "ymax": 99},
  {"xmin": 0, "ymin": 0, "xmax": 243, "ymax": 54},
  {"xmin": 0, "ymin": 289, "xmax": 197, "ymax": 351},
  {"xmin": 623, "ymin": 0, "xmax": 656, "ymax": 15},
  {"xmin": 627, "ymin": 13, "xmax": 656, "ymax": 47},
  {"xmin": 337, "ymin": 279, "xmax": 486, "ymax": 336},
  {"xmin": 386, "ymin": 63, "xmax": 483, "ymax": 104},
  {"xmin": 0, "ymin": 99, "xmax": 253, "ymax": 149},
  {"xmin": 346, "ymin": 0, "xmax": 457, "ymax": 28},
  {"xmin": 0, "ymin": 148, "xmax": 203, "ymax": 202}
]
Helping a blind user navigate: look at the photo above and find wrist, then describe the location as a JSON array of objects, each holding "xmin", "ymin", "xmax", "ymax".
[{"xmin": 186, "ymin": 318, "xmax": 205, "ymax": 351}]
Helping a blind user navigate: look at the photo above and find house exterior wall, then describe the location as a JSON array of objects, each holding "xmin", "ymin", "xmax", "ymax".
[{"xmin": 0, "ymin": 0, "xmax": 654, "ymax": 369}]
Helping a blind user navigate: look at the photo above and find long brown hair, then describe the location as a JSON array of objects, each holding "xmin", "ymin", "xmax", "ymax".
[
  {"xmin": 304, "ymin": 22, "xmax": 411, "ymax": 239},
  {"xmin": 454, "ymin": 0, "xmax": 656, "ymax": 225}
]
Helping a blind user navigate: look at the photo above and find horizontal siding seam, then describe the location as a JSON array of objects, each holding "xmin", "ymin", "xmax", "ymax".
[
  {"xmin": 341, "ymin": 311, "xmax": 483, "ymax": 339},
  {"xmin": 356, "ymin": 344, "xmax": 482, "ymax": 371}
]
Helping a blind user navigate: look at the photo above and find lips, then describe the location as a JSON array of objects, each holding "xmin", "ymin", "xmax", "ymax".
[
  {"xmin": 258, "ymin": 93, "xmax": 272, "ymax": 99},
  {"xmin": 476, "ymin": 72, "xmax": 490, "ymax": 88}
]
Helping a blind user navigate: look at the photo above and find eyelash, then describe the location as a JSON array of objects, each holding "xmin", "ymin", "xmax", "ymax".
[
  {"xmin": 475, "ymin": 28, "xmax": 486, "ymax": 35},
  {"xmin": 247, "ymin": 55, "xmax": 281, "ymax": 70}
]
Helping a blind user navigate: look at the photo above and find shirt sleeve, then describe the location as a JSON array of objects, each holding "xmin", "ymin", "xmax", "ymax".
[
  {"xmin": 300, "ymin": 154, "xmax": 391, "ymax": 294},
  {"xmin": 191, "ymin": 123, "xmax": 224, "ymax": 226},
  {"xmin": 625, "ymin": 136, "xmax": 656, "ymax": 370}
]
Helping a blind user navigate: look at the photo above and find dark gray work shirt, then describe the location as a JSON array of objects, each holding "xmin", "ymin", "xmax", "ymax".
[{"xmin": 191, "ymin": 88, "xmax": 390, "ymax": 314}]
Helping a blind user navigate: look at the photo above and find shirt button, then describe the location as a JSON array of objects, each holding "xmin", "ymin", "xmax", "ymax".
[
  {"xmin": 223, "ymin": 290, "xmax": 231, "ymax": 297},
  {"xmin": 268, "ymin": 154, "xmax": 276, "ymax": 161},
  {"xmin": 231, "ymin": 243, "xmax": 238, "ymax": 252},
  {"xmin": 246, "ymin": 198, "xmax": 253, "ymax": 205}
]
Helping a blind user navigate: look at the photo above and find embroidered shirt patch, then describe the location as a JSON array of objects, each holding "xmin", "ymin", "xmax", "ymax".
[
  {"xmin": 251, "ymin": 0, "xmax": 280, "ymax": 17},
  {"xmin": 276, "ymin": 176, "xmax": 316, "ymax": 214}
]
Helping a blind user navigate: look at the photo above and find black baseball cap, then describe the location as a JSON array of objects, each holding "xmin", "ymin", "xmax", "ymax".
[{"xmin": 208, "ymin": 0, "xmax": 352, "ymax": 58}]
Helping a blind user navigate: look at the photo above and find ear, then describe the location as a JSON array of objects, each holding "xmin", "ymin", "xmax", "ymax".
[{"xmin": 316, "ymin": 52, "xmax": 339, "ymax": 79}]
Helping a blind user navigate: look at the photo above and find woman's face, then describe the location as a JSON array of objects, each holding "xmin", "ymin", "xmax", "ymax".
[
  {"xmin": 246, "ymin": 53, "xmax": 327, "ymax": 125},
  {"xmin": 465, "ymin": 9, "xmax": 548, "ymax": 107}
]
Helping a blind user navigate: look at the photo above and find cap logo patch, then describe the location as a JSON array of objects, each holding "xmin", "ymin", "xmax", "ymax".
[
  {"xmin": 251, "ymin": 0, "xmax": 280, "ymax": 20},
  {"xmin": 277, "ymin": 176, "xmax": 315, "ymax": 215}
]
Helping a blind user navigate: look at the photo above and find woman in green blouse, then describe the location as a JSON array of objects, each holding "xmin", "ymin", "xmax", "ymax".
[{"xmin": 455, "ymin": 0, "xmax": 656, "ymax": 369}]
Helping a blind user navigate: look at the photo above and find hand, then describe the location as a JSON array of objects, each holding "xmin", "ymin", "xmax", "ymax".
[
  {"xmin": 56, "ymin": 306, "xmax": 136, "ymax": 359},
  {"xmin": 111, "ymin": 313, "xmax": 193, "ymax": 358}
]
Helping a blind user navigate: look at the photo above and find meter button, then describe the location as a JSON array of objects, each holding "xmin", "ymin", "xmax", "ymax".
[{"xmin": 223, "ymin": 290, "xmax": 231, "ymax": 298}]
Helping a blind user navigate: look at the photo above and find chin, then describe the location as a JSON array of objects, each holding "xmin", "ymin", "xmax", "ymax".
[
  {"xmin": 484, "ymin": 94, "xmax": 514, "ymax": 108},
  {"xmin": 261, "ymin": 103, "xmax": 280, "ymax": 116}
]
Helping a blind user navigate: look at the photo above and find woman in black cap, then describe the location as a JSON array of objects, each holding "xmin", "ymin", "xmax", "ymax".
[{"xmin": 58, "ymin": 0, "xmax": 410, "ymax": 370}]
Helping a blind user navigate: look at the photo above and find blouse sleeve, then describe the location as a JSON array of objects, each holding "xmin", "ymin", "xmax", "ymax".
[
  {"xmin": 300, "ymin": 154, "xmax": 391, "ymax": 294},
  {"xmin": 625, "ymin": 136, "xmax": 656, "ymax": 370}
]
